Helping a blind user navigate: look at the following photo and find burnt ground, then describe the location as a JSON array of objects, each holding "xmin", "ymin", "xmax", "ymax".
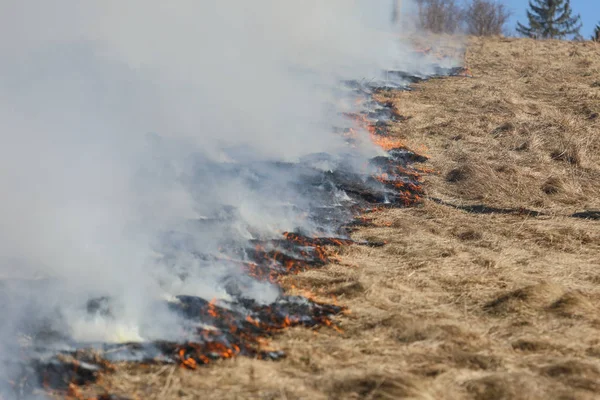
[{"xmin": 63, "ymin": 37, "xmax": 600, "ymax": 399}]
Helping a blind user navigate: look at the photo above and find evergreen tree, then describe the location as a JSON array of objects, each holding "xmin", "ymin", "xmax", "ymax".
[
  {"xmin": 516, "ymin": 0, "xmax": 582, "ymax": 39},
  {"xmin": 593, "ymin": 23, "xmax": 600, "ymax": 42}
]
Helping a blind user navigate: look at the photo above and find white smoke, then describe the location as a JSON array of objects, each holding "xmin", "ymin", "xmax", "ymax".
[{"xmin": 0, "ymin": 2, "xmax": 459, "ymax": 390}]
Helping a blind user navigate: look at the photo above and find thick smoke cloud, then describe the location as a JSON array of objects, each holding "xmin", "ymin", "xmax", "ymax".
[{"xmin": 0, "ymin": 2, "xmax": 457, "ymax": 388}]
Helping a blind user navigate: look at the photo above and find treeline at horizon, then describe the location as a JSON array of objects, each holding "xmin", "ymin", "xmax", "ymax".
[{"xmin": 403, "ymin": 0, "xmax": 599, "ymax": 41}]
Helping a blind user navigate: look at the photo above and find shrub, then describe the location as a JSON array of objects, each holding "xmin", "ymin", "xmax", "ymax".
[
  {"xmin": 413, "ymin": 0, "xmax": 511, "ymax": 36},
  {"xmin": 464, "ymin": 0, "xmax": 511, "ymax": 36},
  {"xmin": 415, "ymin": 0, "xmax": 463, "ymax": 34}
]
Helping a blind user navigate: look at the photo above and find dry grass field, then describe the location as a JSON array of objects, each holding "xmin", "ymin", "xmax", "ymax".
[{"xmin": 75, "ymin": 37, "xmax": 600, "ymax": 400}]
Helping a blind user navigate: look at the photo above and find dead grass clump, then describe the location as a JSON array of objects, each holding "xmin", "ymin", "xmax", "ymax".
[
  {"xmin": 473, "ymin": 256, "xmax": 496, "ymax": 269},
  {"xmin": 483, "ymin": 283, "xmax": 564, "ymax": 316},
  {"xmin": 327, "ymin": 281, "xmax": 365, "ymax": 298},
  {"xmin": 329, "ymin": 373, "xmax": 419, "ymax": 400},
  {"xmin": 576, "ymin": 103, "xmax": 599, "ymax": 120},
  {"xmin": 541, "ymin": 360, "xmax": 600, "ymax": 393},
  {"xmin": 491, "ymin": 122, "xmax": 515, "ymax": 137},
  {"xmin": 395, "ymin": 323, "xmax": 432, "ymax": 343},
  {"xmin": 586, "ymin": 346, "xmax": 600, "ymax": 358},
  {"xmin": 394, "ymin": 322, "xmax": 469, "ymax": 344},
  {"xmin": 577, "ymin": 58, "xmax": 594, "ymax": 68},
  {"xmin": 550, "ymin": 145, "xmax": 581, "ymax": 166},
  {"xmin": 383, "ymin": 243, "xmax": 408, "ymax": 256},
  {"xmin": 287, "ymin": 267, "xmax": 359, "ymax": 292},
  {"xmin": 513, "ymin": 134, "xmax": 542, "ymax": 152},
  {"xmin": 446, "ymin": 165, "xmax": 473, "ymax": 183},
  {"xmin": 541, "ymin": 176, "xmax": 564, "ymax": 195},
  {"xmin": 547, "ymin": 291, "xmax": 597, "ymax": 319},
  {"xmin": 465, "ymin": 374, "xmax": 535, "ymax": 400},
  {"xmin": 451, "ymin": 350, "xmax": 500, "ymax": 371},
  {"xmin": 493, "ymin": 164, "xmax": 517, "ymax": 175},
  {"xmin": 511, "ymin": 339, "xmax": 554, "ymax": 353},
  {"xmin": 456, "ymin": 229, "xmax": 483, "ymax": 241}
]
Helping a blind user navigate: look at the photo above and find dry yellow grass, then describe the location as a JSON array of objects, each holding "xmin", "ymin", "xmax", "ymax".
[{"xmin": 74, "ymin": 37, "xmax": 600, "ymax": 400}]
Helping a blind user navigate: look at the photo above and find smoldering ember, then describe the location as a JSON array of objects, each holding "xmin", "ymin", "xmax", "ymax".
[{"xmin": 0, "ymin": 2, "xmax": 468, "ymax": 399}]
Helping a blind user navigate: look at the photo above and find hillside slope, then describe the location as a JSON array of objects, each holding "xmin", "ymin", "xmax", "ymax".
[{"xmin": 79, "ymin": 37, "xmax": 600, "ymax": 400}]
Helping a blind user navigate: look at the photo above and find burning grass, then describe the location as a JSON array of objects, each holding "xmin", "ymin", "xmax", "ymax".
[{"xmin": 7, "ymin": 55, "xmax": 451, "ymax": 399}]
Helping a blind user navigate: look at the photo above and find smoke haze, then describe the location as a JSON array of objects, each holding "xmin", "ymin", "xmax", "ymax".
[{"xmin": 0, "ymin": 1, "xmax": 459, "ymax": 394}]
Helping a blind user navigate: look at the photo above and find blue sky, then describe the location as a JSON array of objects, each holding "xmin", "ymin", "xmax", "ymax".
[{"xmin": 502, "ymin": 0, "xmax": 599, "ymax": 38}]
